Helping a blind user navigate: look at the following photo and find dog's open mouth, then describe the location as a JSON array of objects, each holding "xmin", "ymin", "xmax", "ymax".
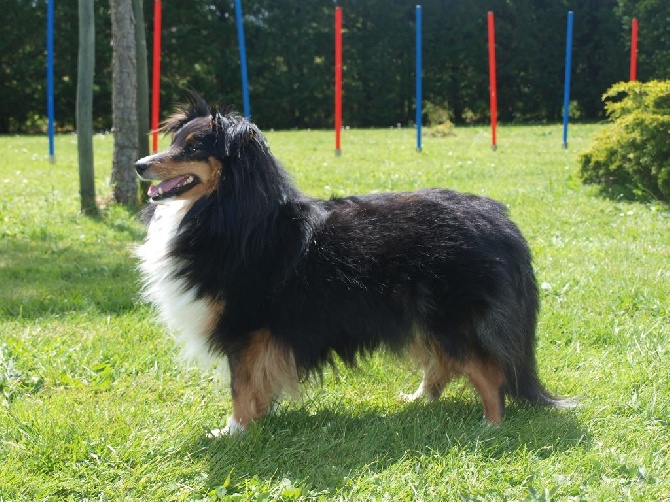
[{"xmin": 147, "ymin": 175, "xmax": 200, "ymax": 201}]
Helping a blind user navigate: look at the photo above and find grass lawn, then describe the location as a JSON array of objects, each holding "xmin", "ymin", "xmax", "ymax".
[{"xmin": 1, "ymin": 124, "xmax": 668, "ymax": 500}]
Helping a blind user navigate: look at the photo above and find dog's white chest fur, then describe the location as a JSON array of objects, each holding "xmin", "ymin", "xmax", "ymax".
[{"xmin": 137, "ymin": 201, "xmax": 217, "ymax": 364}]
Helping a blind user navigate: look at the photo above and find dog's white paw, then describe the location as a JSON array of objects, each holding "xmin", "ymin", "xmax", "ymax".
[
  {"xmin": 206, "ymin": 416, "xmax": 246, "ymax": 438},
  {"xmin": 399, "ymin": 390, "xmax": 424, "ymax": 402}
]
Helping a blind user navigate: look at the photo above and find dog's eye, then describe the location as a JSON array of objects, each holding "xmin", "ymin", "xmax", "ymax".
[{"xmin": 186, "ymin": 143, "xmax": 198, "ymax": 154}]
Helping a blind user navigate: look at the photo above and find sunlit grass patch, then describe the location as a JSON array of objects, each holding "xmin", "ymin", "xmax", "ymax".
[{"xmin": 0, "ymin": 125, "xmax": 668, "ymax": 500}]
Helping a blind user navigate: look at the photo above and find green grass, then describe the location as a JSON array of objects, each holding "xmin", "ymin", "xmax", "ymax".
[{"xmin": 1, "ymin": 125, "xmax": 668, "ymax": 501}]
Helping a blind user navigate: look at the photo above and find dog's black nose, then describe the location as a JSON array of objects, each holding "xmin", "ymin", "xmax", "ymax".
[{"xmin": 135, "ymin": 160, "xmax": 149, "ymax": 174}]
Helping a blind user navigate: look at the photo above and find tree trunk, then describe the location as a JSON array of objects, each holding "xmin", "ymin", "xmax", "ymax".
[
  {"xmin": 76, "ymin": 0, "xmax": 98, "ymax": 215},
  {"xmin": 110, "ymin": 0, "xmax": 138, "ymax": 206},
  {"xmin": 133, "ymin": 0, "xmax": 151, "ymax": 201}
]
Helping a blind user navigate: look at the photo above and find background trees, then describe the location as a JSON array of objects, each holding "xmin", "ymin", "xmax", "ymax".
[{"xmin": 1, "ymin": 0, "xmax": 669, "ymax": 133}]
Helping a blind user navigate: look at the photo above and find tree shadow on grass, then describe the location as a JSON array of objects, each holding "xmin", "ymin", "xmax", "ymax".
[
  {"xmin": 194, "ymin": 399, "xmax": 588, "ymax": 496},
  {"xmin": 0, "ymin": 212, "xmax": 144, "ymax": 319}
]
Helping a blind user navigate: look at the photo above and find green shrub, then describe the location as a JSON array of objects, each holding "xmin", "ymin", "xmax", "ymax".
[
  {"xmin": 579, "ymin": 80, "xmax": 670, "ymax": 201},
  {"xmin": 424, "ymin": 100, "xmax": 455, "ymax": 137}
]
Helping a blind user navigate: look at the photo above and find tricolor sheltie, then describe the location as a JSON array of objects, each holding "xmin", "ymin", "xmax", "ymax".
[{"xmin": 135, "ymin": 94, "xmax": 573, "ymax": 436}]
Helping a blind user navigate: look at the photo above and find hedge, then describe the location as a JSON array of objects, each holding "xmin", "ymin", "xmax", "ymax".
[{"xmin": 579, "ymin": 80, "xmax": 670, "ymax": 201}]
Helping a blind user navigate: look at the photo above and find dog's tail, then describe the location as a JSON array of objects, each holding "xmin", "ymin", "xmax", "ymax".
[
  {"xmin": 478, "ymin": 267, "xmax": 576, "ymax": 410},
  {"xmin": 506, "ymin": 361, "xmax": 577, "ymax": 409},
  {"xmin": 476, "ymin": 319, "xmax": 577, "ymax": 410}
]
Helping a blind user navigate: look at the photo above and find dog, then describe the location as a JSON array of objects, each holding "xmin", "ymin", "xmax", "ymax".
[{"xmin": 135, "ymin": 94, "xmax": 573, "ymax": 436}]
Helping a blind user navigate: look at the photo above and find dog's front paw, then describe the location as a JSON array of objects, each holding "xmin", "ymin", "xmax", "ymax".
[
  {"xmin": 206, "ymin": 416, "xmax": 246, "ymax": 438},
  {"xmin": 399, "ymin": 391, "xmax": 420, "ymax": 402},
  {"xmin": 400, "ymin": 387, "xmax": 425, "ymax": 403}
]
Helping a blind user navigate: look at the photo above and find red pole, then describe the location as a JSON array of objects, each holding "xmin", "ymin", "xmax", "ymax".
[
  {"xmin": 151, "ymin": 0, "xmax": 162, "ymax": 153},
  {"xmin": 487, "ymin": 12, "xmax": 498, "ymax": 151},
  {"xmin": 630, "ymin": 18, "xmax": 638, "ymax": 82},
  {"xmin": 335, "ymin": 7, "xmax": 342, "ymax": 156}
]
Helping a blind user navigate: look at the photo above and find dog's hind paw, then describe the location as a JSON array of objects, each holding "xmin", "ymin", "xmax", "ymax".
[{"xmin": 206, "ymin": 416, "xmax": 246, "ymax": 438}]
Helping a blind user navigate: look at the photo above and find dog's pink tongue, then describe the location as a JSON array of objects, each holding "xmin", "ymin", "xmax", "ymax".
[{"xmin": 147, "ymin": 176, "xmax": 188, "ymax": 197}]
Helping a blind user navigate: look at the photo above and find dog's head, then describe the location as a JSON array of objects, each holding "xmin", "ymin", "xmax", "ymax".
[{"xmin": 135, "ymin": 93, "xmax": 267, "ymax": 204}]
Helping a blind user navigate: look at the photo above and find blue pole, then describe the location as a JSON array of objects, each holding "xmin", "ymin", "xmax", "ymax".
[
  {"xmin": 562, "ymin": 11, "xmax": 574, "ymax": 149},
  {"xmin": 416, "ymin": 5, "xmax": 422, "ymax": 152},
  {"xmin": 47, "ymin": 0, "xmax": 55, "ymax": 163},
  {"xmin": 234, "ymin": 0, "xmax": 251, "ymax": 119}
]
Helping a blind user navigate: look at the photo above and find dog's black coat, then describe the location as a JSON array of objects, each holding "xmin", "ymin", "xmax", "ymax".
[{"xmin": 139, "ymin": 96, "xmax": 569, "ymax": 427}]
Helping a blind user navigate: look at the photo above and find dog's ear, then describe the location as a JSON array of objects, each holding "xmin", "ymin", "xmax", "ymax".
[
  {"xmin": 212, "ymin": 113, "xmax": 265, "ymax": 157},
  {"xmin": 162, "ymin": 91, "xmax": 211, "ymax": 134},
  {"xmin": 229, "ymin": 121, "xmax": 265, "ymax": 157},
  {"xmin": 211, "ymin": 110, "xmax": 225, "ymax": 133}
]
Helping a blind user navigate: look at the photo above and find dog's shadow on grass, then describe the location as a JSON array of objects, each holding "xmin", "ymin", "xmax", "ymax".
[{"xmin": 193, "ymin": 399, "xmax": 588, "ymax": 495}]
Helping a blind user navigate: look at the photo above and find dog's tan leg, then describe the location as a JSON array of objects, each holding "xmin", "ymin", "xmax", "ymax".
[
  {"xmin": 463, "ymin": 358, "xmax": 506, "ymax": 425},
  {"xmin": 402, "ymin": 337, "xmax": 458, "ymax": 402},
  {"xmin": 209, "ymin": 329, "xmax": 299, "ymax": 437}
]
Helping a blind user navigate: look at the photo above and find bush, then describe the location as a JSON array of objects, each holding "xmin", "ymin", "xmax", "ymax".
[
  {"xmin": 579, "ymin": 80, "xmax": 670, "ymax": 201},
  {"xmin": 424, "ymin": 101, "xmax": 455, "ymax": 137}
]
